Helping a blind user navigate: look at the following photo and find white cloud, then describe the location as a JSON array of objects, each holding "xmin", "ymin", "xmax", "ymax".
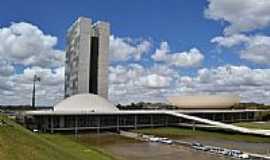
[
  {"xmin": 0, "ymin": 22, "xmax": 64, "ymax": 68},
  {"xmin": 0, "ymin": 60, "xmax": 15, "ymax": 77},
  {"xmin": 240, "ymin": 44, "xmax": 270, "ymax": 64},
  {"xmin": 177, "ymin": 65, "xmax": 270, "ymax": 104},
  {"xmin": 109, "ymin": 63, "xmax": 177, "ymax": 104},
  {"xmin": 109, "ymin": 64, "xmax": 270, "ymax": 105},
  {"xmin": 139, "ymin": 74, "xmax": 172, "ymax": 89},
  {"xmin": 151, "ymin": 42, "xmax": 204, "ymax": 67},
  {"xmin": 205, "ymin": 0, "xmax": 270, "ymax": 34},
  {"xmin": 170, "ymin": 48, "xmax": 204, "ymax": 67},
  {"xmin": 109, "ymin": 35, "xmax": 151, "ymax": 61},
  {"xmin": 1, "ymin": 21, "xmax": 270, "ymax": 106},
  {"xmin": 0, "ymin": 66, "xmax": 64, "ymax": 106},
  {"xmin": 151, "ymin": 41, "xmax": 170, "ymax": 61},
  {"xmin": 211, "ymin": 34, "xmax": 249, "ymax": 47},
  {"xmin": 212, "ymin": 34, "xmax": 270, "ymax": 64},
  {"xmin": 0, "ymin": 22, "xmax": 65, "ymax": 106},
  {"xmin": 15, "ymin": 66, "xmax": 64, "ymax": 86},
  {"xmin": 0, "ymin": 76, "xmax": 14, "ymax": 91}
]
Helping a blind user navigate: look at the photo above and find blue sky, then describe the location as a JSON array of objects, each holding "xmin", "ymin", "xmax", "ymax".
[
  {"xmin": 0, "ymin": 0, "xmax": 270, "ymax": 105},
  {"xmin": 1, "ymin": 1, "xmax": 213, "ymax": 42},
  {"xmin": 0, "ymin": 0, "xmax": 216, "ymax": 57},
  {"xmin": 1, "ymin": 0, "xmax": 268, "ymax": 69}
]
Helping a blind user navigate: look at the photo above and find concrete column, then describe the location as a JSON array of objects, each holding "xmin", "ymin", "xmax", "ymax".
[
  {"xmin": 240, "ymin": 113, "xmax": 242, "ymax": 121},
  {"xmin": 50, "ymin": 116, "xmax": 54, "ymax": 134},
  {"xmin": 45, "ymin": 116, "xmax": 49, "ymax": 132},
  {"xmin": 243, "ymin": 112, "xmax": 248, "ymax": 120},
  {"xmin": 75, "ymin": 116, "xmax": 78, "ymax": 135},
  {"xmin": 212, "ymin": 114, "xmax": 216, "ymax": 121},
  {"xmin": 165, "ymin": 116, "xmax": 168, "ymax": 127},
  {"xmin": 134, "ymin": 115, "xmax": 137, "ymax": 130},
  {"xmin": 244, "ymin": 112, "xmax": 248, "ymax": 120},
  {"xmin": 117, "ymin": 115, "xmax": 120, "ymax": 132},
  {"xmin": 97, "ymin": 116, "xmax": 100, "ymax": 134},
  {"xmin": 150, "ymin": 115, "xmax": 153, "ymax": 128},
  {"xmin": 222, "ymin": 113, "xmax": 225, "ymax": 122},
  {"xmin": 60, "ymin": 116, "xmax": 64, "ymax": 128},
  {"xmin": 178, "ymin": 117, "xmax": 181, "ymax": 126},
  {"xmin": 192, "ymin": 121, "xmax": 196, "ymax": 131}
]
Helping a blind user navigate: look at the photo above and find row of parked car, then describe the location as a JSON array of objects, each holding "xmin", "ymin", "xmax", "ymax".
[
  {"xmin": 192, "ymin": 142, "xmax": 250, "ymax": 159},
  {"xmin": 138, "ymin": 133, "xmax": 266, "ymax": 160}
]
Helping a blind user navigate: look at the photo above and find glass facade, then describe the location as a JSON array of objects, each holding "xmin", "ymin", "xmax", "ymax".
[{"xmin": 89, "ymin": 36, "xmax": 99, "ymax": 94}]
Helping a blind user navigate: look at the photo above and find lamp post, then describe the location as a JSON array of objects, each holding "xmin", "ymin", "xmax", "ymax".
[{"xmin": 32, "ymin": 74, "xmax": 41, "ymax": 108}]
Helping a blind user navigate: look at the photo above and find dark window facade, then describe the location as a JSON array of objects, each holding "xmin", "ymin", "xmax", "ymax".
[{"xmin": 89, "ymin": 36, "xmax": 99, "ymax": 94}]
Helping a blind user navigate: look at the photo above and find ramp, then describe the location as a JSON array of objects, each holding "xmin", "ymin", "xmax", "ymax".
[{"xmin": 165, "ymin": 111, "xmax": 270, "ymax": 136}]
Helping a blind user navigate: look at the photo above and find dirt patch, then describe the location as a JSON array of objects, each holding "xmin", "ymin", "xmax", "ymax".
[{"xmin": 71, "ymin": 133, "xmax": 138, "ymax": 146}]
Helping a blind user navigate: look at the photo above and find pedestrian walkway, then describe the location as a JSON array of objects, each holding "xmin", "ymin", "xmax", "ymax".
[{"xmin": 165, "ymin": 111, "xmax": 270, "ymax": 136}]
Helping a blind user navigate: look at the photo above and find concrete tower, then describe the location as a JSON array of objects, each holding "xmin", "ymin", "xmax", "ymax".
[{"xmin": 65, "ymin": 17, "xmax": 110, "ymax": 99}]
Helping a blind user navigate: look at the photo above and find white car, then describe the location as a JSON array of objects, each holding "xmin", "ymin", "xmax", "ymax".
[
  {"xmin": 161, "ymin": 139, "xmax": 173, "ymax": 144},
  {"xmin": 239, "ymin": 153, "xmax": 249, "ymax": 159},
  {"xmin": 149, "ymin": 137, "xmax": 160, "ymax": 142}
]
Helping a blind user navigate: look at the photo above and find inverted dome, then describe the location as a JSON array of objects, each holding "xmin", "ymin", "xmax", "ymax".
[
  {"xmin": 54, "ymin": 94, "xmax": 119, "ymax": 112},
  {"xmin": 167, "ymin": 95, "xmax": 240, "ymax": 109}
]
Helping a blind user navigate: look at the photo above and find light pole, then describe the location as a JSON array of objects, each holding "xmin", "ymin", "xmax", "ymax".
[{"xmin": 32, "ymin": 74, "xmax": 41, "ymax": 108}]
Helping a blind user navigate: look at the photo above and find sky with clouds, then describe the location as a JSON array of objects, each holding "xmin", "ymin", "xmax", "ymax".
[{"xmin": 0, "ymin": 0, "xmax": 270, "ymax": 106}]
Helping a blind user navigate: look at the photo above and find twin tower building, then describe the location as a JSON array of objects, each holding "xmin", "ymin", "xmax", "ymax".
[{"xmin": 64, "ymin": 17, "xmax": 110, "ymax": 99}]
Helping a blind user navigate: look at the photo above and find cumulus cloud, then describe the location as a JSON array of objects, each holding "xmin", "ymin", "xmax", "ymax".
[
  {"xmin": 211, "ymin": 34, "xmax": 249, "ymax": 47},
  {"xmin": 0, "ymin": 66, "xmax": 64, "ymax": 106},
  {"xmin": 212, "ymin": 34, "xmax": 270, "ymax": 64},
  {"xmin": 205, "ymin": 0, "xmax": 270, "ymax": 35},
  {"xmin": 177, "ymin": 65, "xmax": 270, "ymax": 104},
  {"xmin": 0, "ymin": 22, "xmax": 64, "ymax": 68},
  {"xmin": 109, "ymin": 63, "xmax": 175, "ymax": 87},
  {"xmin": 0, "ymin": 22, "xmax": 65, "ymax": 106},
  {"xmin": 109, "ymin": 63, "xmax": 177, "ymax": 104},
  {"xmin": 109, "ymin": 63, "xmax": 270, "ymax": 104},
  {"xmin": 151, "ymin": 42, "xmax": 204, "ymax": 67},
  {"xmin": 1, "ymin": 21, "xmax": 270, "ymax": 106},
  {"xmin": 109, "ymin": 35, "xmax": 151, "ymax": 61},
  {"xmin": 0, "ymin": 60, "xmax": 15, "ymax": 77},
  {"xmin": 151, "ymin": 41, "xmax": 170, "ymax": 61},
  {"xmin": 14, "ymin": 66, "xmax": 64, "ymax": 86},
  {"xmin": 139, "ymin": 74, "xmax": 172, "ymax": 89}
]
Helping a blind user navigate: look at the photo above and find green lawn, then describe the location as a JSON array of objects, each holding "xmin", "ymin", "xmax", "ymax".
[
  {"xmin": 2, "ymin": 113, "xmax": 268, "ymax": 160},
  {"xmin": 135, "ymin": 127, "xmax": 270, "ymax": 143},
  {"xmin": 0, "ymin": 114, "xmax": 117, "ymax": 160},
  {"xmin": 234, "ymin": 122, "xmax": 270, "ymax": 130}
]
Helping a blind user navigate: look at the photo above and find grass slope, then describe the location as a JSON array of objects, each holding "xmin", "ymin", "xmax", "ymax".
[
  {"xmin": 0, "ymin": 115, "xmax": 115, "ymax": 160},
  {"xmin": 135, "ymin": 127, "xmax": 270, "ymax": 143}
]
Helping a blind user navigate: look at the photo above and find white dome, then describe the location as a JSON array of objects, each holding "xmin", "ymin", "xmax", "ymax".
[
  {"xmin": 167, "ymin": 95, "xmax": 240, "ymax": 109},
  {"xmin": 54, "ymin": 94, "xmax": 119, "ymax": 112}
]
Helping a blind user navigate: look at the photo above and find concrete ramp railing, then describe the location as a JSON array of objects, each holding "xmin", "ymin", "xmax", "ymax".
[{"xmin": 165, "ymin": 111, "xmax": 270, "ymax": 136}]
